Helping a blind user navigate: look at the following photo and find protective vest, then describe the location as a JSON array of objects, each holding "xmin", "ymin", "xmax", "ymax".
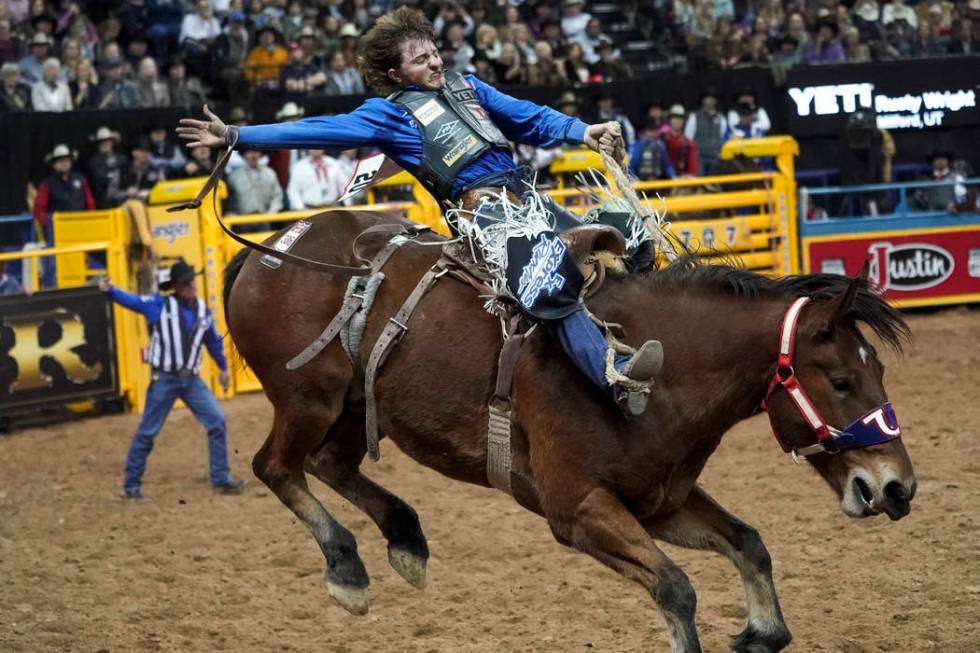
[
  {"xmin": 42, "ymin": 172, "xmax": 88, "ymax": 212},
  {"xmin": 693, "ymin": 110, "xmax": 723, "ymax": 160},
  {"xmin": 634, "ymin": 138, "xmax": 666, "ymax": 181},
  {"xmin": 147, "ymin": 296, "xmax": 211, "ymax": 375},
  {"xmin": 388, "ymin": 73, "xmax": 509, "ymax": 201}
]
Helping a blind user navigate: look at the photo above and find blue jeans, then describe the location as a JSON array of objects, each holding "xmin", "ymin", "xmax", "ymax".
[
  {"xmin": 124, "ymin": 372, "xmax": 232, "ymax": 491},
  {"xmin": 556, "ymin": 309, "xmax": 630, "ymax": 398}
]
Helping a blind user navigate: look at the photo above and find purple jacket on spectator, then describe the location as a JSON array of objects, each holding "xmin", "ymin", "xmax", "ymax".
[{"xmin": 804, "ymin": 40, "xmax": 846, "ymax": 65}]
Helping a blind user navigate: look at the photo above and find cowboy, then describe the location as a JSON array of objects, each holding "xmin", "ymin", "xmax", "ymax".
[
  {"xmin": 177, "ymin": 7, "xmax": 663, "ymax": 415},
  {"xmin": 87, "ymin": 126, "xmax": 130, "ymax": 209},
  {"xmin": 99, "ymin": 259, "xmax": 246, "ymax": 499}
]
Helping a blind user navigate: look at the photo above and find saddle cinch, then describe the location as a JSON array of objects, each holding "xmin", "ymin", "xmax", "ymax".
[{"xmin": 286, "ymin": 214, "xmax": 627, "ymax": 495}]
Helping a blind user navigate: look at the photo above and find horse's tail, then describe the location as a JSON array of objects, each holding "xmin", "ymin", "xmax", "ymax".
[{"xmin": 223, "ymin": 247, "xmax": 251, "ymax": 324}]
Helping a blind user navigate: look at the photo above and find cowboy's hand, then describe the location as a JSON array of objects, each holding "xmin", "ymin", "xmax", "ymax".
[
  {"xmin": 218, "ymin": 369, "xmax": 231, "ymax": 393},
  {"xmin": 98, "ymin": 277, "xmax": 112, "ymax": 292},
  {"xmin": 176, "ymin": 104, "xmax": 228, "ymax": 149},
  {"xmin": 584, "ymin": 121, "xmax": 625, "ymax": 161}
]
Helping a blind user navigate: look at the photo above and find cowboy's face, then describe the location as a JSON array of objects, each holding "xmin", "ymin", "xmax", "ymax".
[
  {"xmin": 53, "ymin": 157, "xmax": 72, "ymax": 174},
  {"xmin": 174, "ymin": 279, "xmax": 197, "ymax": 304},
  {"xmin": 389, "ymin": 39, "xmax": 444, "ymax": 91},
  {"xmin": 98, "ymin": 138, "xmax": 115, "ymax": 153}
]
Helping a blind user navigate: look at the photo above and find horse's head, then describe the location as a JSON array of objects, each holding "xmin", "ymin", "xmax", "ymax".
[{"xmin": 765, "ymin": 269, "xmax": 916, "ymax": 521}]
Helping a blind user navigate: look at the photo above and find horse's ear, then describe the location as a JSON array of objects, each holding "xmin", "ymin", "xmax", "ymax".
[
  {"xmin": 857, "ymin": 259, "xmax": 870, "ymax": 282},
  {"xmin": 827, "ymin": 277, "xmax": 861, "ymax": 327}
]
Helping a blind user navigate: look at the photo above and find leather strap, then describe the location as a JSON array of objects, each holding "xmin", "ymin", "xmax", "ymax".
[
  {"xmin": 167, "ymin": 128, "xmax": 372, "ymax": 277},
  {"xmin": 285, "ymin": 233, "xmax": 414, "ymax": 370},
  {"xmin": 364, "ymin": 261, "xmax": 448, "ymax": 460},
  {"xmin": 486, "ymin": 314, "xmax": 528, "ymax": 494}
]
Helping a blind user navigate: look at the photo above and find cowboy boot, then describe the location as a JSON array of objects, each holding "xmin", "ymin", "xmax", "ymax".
[{"xmin": 616, "ymin": 340, "xmax": 664, "ymax": 416}]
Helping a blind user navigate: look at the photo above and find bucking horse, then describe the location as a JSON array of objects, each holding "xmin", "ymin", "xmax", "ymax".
[{"xmin": 222, "ymin": 209, "xmax": 916, "ymax": 652}]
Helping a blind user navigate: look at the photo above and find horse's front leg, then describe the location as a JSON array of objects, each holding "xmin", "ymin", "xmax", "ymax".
[
  {"xmin": 550, "ymin": 487, "xmax": 702, "ymax": 652},
  {"xmin": 642, "ymin": 486, "xmax": 791, "ymax": 653}
]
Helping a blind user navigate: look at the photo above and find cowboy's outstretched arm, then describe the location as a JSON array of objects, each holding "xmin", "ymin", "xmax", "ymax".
[
  {"xmin": 467, "ymin": 76, "xmax": 623, "ymax": 157},
  {"xmin": 177, "ymin": 102, "xmax": 395, "ymax": 151}
]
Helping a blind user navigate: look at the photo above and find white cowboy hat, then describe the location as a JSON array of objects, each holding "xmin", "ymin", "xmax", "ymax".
[
  {"xmin": 29, "ymin": 33, "xmax": 52, "ymax": 47},
  {"xmin": 46, "ymin": 143, "xmax": 76, "ymax": 163},
  {"xmin": 668, "ymin": 103, "xmax": 687, "ymax": 118},
  {"xmin": 339, "ymin": 23, "xmax": 360, "ymax": 38},
  {"xmin": 91, "ymin": 126, "xmax": 121, "ymax": 142},
  {"xmin": 276, "ymin": 101, "xmax": 305, "ymax": 120}
]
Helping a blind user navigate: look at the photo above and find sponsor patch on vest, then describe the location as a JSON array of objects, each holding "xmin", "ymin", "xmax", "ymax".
[
  {"xmin": 441, "ymin": 135, "xmax": 479, "ymax": 167},
  {"xmin": 434, "ymin": 119, "xmax": 462, "ymax": 145},
  {"xmin": 262, "ymin": 220, "xmax": 313, "ymax": 269},
  {"xmin": 414, "ymin": 98, "xmax": 446, "ymax": 126},
  {"xmin": 451, "ymin": 88, "xmax": 477, "ymax": 103}
]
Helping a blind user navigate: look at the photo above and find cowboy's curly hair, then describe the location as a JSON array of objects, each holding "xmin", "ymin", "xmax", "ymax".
[{"xmin": 358, "ymin": 7, "xmax": 437, "ymax": 95}]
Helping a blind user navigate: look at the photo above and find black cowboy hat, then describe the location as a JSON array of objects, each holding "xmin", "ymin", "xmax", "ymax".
[
  {"xmin": 815, "ymin": 18, "xmax": 840, "ymax": 36},
  {"xmin": 926, "ymin": 148, "xmax": 955, "ymax": 163},
  {"xmin": 160, "ymin": 259, "xmax": 201, "ymax": 290}
]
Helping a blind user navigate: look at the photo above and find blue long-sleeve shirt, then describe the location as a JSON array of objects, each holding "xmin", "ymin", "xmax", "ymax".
[
  {"xmin": 106, "ymin": 286, "xmax": 228, "ymax": 372},
  {"xmin": 236, "ymin": 75, "xmax": 589, "ymax": 198}
]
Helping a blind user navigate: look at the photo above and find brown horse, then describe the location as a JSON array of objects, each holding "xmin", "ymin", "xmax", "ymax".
[{"xmin": 223, "ymin": 210, "xmax": 916, "ymax": 652}]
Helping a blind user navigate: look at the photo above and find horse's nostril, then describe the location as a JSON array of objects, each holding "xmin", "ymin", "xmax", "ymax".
[{"xmin": 884, "ymin": 480, "xmax": 909, "ymax": 505}]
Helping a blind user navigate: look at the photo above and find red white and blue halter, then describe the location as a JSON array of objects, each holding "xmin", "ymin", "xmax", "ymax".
[{"xmin": 762, "ymin": 297, "xmax": 903, "ymax": 459}]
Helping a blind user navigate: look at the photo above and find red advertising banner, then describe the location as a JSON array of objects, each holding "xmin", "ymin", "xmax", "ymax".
[{"xmin": 802, "ymin": 225, "xmax": 980, "ymax": 307}]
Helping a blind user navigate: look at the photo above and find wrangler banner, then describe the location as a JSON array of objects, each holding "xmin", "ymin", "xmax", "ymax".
[{"xmin": 0, "ymin": 286, "xmax": 118, "ymax": 410}]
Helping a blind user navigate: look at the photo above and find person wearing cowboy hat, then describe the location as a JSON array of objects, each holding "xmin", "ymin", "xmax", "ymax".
[
  {"xmin": 99, "ymin": 260, "xmax": 245, "ymax": 499},
  {"xmin": 0, "ymin": 61, "xmax": 32, "ymax": 113},
  {"xmin": 33, "ymin": 144, "xmax": 95, "ymax": 232},
  {"xmin": 684, "ymin": 89, "xmax": 727, "ymax": 175},
  {"xmin": 265, "ymin": 101, "xmax": 308, "ymax": 190},
  {"xmin": 555, "ymin": 90, "xmax": 581, "ymax": 117},
  {"xmin": 178, "ymin": 7, "xmax": 665, "ymax": 417},
  {"xmin": 324, "ymin": 45, "xmax": 365, "ymax": 95},
  {"xmin": 804, "ymin": 18, "xmax": 846, "ymax": 64},
  {"xmin": 17, "ymin": 32, "xmax": 52, "ymax": 84},
  {"xmin": 915, "ymin": 149, "xmax": 975, "ymax": 212},
  {"xmin": 245, "ymin": 23, "xmax": 288, "ymax": 88},
  {"xmin": 664, "ymin": 103, "xmax": 698, "ymax": 176},
  {"xmin": 87, "ymin": 126, "xmax": 131, "ymax": 209},
  {"xmin": 166, "ymin": 57, "xmax": 209, "ymax": 109},
  {"xmin": 97, "ymin": 57, "xmax": 142, "ymax": 109}
]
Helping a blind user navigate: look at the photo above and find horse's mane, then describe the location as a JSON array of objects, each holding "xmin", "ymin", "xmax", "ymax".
[{"xmin": 606, "ymin": 255, "xmax": 910, "ymax": 351}]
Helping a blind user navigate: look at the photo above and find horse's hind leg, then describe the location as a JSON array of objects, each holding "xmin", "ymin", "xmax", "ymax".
[
  {"xmin": 643, "ymin": 486, "xmax": 791, "ymax": 653},
  {"xmin": 252, "ymin": 399, "xmax": 371, "ymax": 615},
  {"xmin": 305, "ymin": 406, "xmax": 429, "ymax": 589}
]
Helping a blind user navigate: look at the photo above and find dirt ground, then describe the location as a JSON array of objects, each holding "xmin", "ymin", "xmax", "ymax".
[{"xmin": 1, "ymin": 308, "xmax": 978, "ymax": 652}]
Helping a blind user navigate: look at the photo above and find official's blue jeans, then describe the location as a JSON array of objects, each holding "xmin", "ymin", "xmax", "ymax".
[
  {"xmin": 556, "ymin": 309, "xmax": 630, "ymax": 398},
  {"xmin": 123, "ymin": 372, "xmax": 232, "ymax": 491}
]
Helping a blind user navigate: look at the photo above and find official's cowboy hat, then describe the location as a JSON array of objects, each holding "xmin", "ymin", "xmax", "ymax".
[
  {"xmin": 339, "ymin": 23, "xmax": 360, "ymax": 38},
  {"xmin": 276, "ymin": 101, "xmax": 305, "ymax": 120},
  {"xmin": 45, "ymin": 143, "xmax": 76, "ymax": 163},
  {"xmin": 668, "ymin": 103, "xmax": 687, "ymax": 118},
  {"xmin": 91, "ymin": 126, "xmax": 121, "ymax": 142},
  {"xmin": 159, "ymin": 259, "xmax": 201, "ymax": 291}
]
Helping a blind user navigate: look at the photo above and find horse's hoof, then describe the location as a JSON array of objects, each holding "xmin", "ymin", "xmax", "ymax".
[
  {"xmin": 327, "ymin": 581, "xmax": 370, "ymax": 615},
  {"xmin": 731, "ymin": 624, "xmax": 792, "ymax": 653},
  {"xmin": 388, "ymin": 546, "xmax": 427, "ymax": 589}
]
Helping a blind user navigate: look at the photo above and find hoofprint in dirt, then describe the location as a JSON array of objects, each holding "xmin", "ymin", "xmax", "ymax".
[{"xmin": 0, "ymin": 309, "xmax": 977, "ymax": 652}]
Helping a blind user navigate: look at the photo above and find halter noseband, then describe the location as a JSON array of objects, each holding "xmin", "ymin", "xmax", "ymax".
[{"xmin": 762, "ymin": 297, "xmax": 903, "ymax": 459}]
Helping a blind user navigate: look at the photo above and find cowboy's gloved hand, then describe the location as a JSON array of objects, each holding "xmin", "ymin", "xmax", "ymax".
[
  {"xmin": 584, "ymin": 121, "xmax": 626, "ymax": 162},
  {"xmin": 219, "ymin": 369, "xmax": 231, "ymax": 393},
  {"xmin": 98, "ymin": 277, "xmax": 112, "ymax": 293},
  {"xmin": 176, "ymin": 104, "xmax": 228, "ymax": 149}
]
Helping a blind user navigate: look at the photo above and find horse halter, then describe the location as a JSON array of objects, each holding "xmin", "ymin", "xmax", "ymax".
[{"xmin": 761, "ymin": 297, "xmax": 903, "ymax": 459}]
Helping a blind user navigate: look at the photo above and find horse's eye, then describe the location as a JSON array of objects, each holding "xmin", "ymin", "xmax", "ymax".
[{"xmin": 831, "ymin": 378, "xmax": 852, "ymax": 393}]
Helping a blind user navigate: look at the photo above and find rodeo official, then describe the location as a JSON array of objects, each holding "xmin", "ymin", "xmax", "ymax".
[
  {"xmin": 100, "ymin": 259, "xmax": 245, "ymax": 499},
  {"xmin": 177, "ymin": 7, "xmax": 664, "ymax": 416}
]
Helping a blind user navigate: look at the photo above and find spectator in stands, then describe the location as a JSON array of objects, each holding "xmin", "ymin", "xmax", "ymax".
[
  {"xmin": 561, "ymin": 0, "xmax": 591, "ymax": 42},
  {"xmin": 268, "ymin": 101, "xmax": 306, "ymax": 190},
  {"xmin": 882, "ymin": 0, "xmax": 918, "ymax": 28},
  {"xmin": 0, "ymin": 19, "xmax": 22, "ymax": 66},
  {"xmin": 672, "ymin": 0, "xmax": 698, "ymax": 40},
  {"xmin": 316, "ymin": 14, "xmax": 342, "ymax": 58},
  {"xmin": 511, "ymin": 24, "xmax": 539, "ymax": 66},
  {"xmin": 18, "ymin": 32, "xmax": 51, "ymax": 83},
  {"xmin": 527, "ymin": 41, "xmax": 567, "ymax": 86},
  {"xmin": 629, "ymin": 120, "xmax": 676, "ymax": 181},
  {"xmin": 98, "ymin": 58, "xmax": 141, "ymax": 109},
  {"xmin": 282, "ymin": 42, "xmax": 326, "ymax": 96},
  {"xmin": 179, "ymin": 144, "xmax": 213, "ymax": 179},
  {"xmin": 297, "ymin": 26, "xmax": 323, "ymax": 66},
  {"xmin": 0, "ymin": 260, "xmax": 23, "ymax": 295},
  {"xmin": 124, "ymin": 35, "xmax": 151, "ymax": 74},
  {"xmin": 664, "ymin": 104, "xmax": 698, "ymax": 176},
  {"xmin": 228, "ymin": 147, "xmax": 283, "ymax": 214},
  {"xmin": 915, "ymin": 149, "xmax": 974, "ymax": 212},
  {"xmin": 213, "ymin": 10, "xmax": 250, "ymax": 80},
  {"xmin": 136, "ymin": 57, "xmax": 170, "ymax": 108},
  {"xmin": 31, "ymin": 56, "xmax": 71, "ymax": 111},
  {"xmin": 738, "ymin": 32, "xmax": 771, "ymax": 65},
  {"xmin": 576, "ymin": 17, "xmax": 612, "ymax": 64},
  {"xmin": 111, "ymin": 137, "xmax": 166, "ymax": 204},
  {"xmin": 148, "ymin": 125, "xmax": 188, "ymax": 175},
  {"xmin": 324, "ymin": 47, "xmax": 365, "ymax": 95},
  {"xmin": 910, "ymin": 20, "xmax": 949, "ymax": 54},
  {"xmin": 442, "ymin": 21, "xmax": 475, "ymax": 74},
  {"xmin": 64, "ymin": 7, "xmax": 99, "ymax": 61},
  {"xmin": 785, "ymin": 12, "xmax": 810, "ymax": 56},
  {"xmin": 61, "ymin": 37, "xmax": 82, "ymax": 81},
  {"xmin": 843, "ymin": 25, "xmax": 873, "ymax": 60},
  {"xmin": 0, "ymin": 61, "xmax": 32, "ymax": 112},
  {"xmin": 529, "ymin": 2, "xmax": 559, "ymax": 39},
  {"xmin": 591, "ymin": 40, "xmax": 632, "ymax": 82},
  {"xmin": 474, "ymin": 24, "xmax": 502, "ymax": 62},
  {"xmin": 917, "ymin": 0, "xmax": 954, "ymax": 31},
  {"xmin": 563, "ymin": 41, "xmax": 592, "ymax": 85},
  {"xmin": 805, "ymin": 19, "xmax": 847, "ymax": 63},
  {"xmin": 555, "ymin": 91, "xmax": 582, "ymax": 118},
  {"xmin": 947, "ymin": 18, "xmax": 978, "ymax": 53},
  {"xmin": 595, "ymin": 91, "xmax": 636, "ymax": 148},
  {"xmin": 726, "ymin": 88, "xmax": 770, "ymax": 134},
  {"xmin": 88, "ymin": 127, "xmax": 129, "ymax": 209},
  {"xmin": 287, "ymin": 149, "xmax": 344, "ymax": 210},
  {"xmin": 167, "ymin": 58, "xmax": 208, "ymax": 109},
  {"xmin": 493, "ymin": 42, "xmax": 527, "ymax": 84},
  {"xmin": 727, "ymin": 103, "xmax": 767, "ymax": 139},
  {"xmin": 644, "ymin": 101, "xmax": 668, "ymax": 133},
  {"xmin": 116, "ymin": 0, "xmax": 151, "ymax": 47},
  {"xmin": 472, "ymin": 53, "xmax": 497, "ymax": 84},
  {"xmin": 684, "ymin": 90, "xmax": 727, "ymax": 175},
  {"xmin": 337, "ymin": 23, "xmax": 362, "ymax": 69},
  {"xmin": 281, "ymin": 0, "xmax": 305, "ymax": 42},
  {"xmin": 180, "ymin": 0, "xmax": 221, "ymax": 77},
  {"xmin": 34, "ymin": 143, "xmax": 95, "ymax": 235},
  {"xmin": 245, "ymin": 24, "xmax": 288, "ymax": 90},
  {"xmin": 852, "ymin": 0, "xmax": 883, "ymax": 39},
  {"xmin": 433, "ymin": 2, "xmax": 474, "ymax": 39}
]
